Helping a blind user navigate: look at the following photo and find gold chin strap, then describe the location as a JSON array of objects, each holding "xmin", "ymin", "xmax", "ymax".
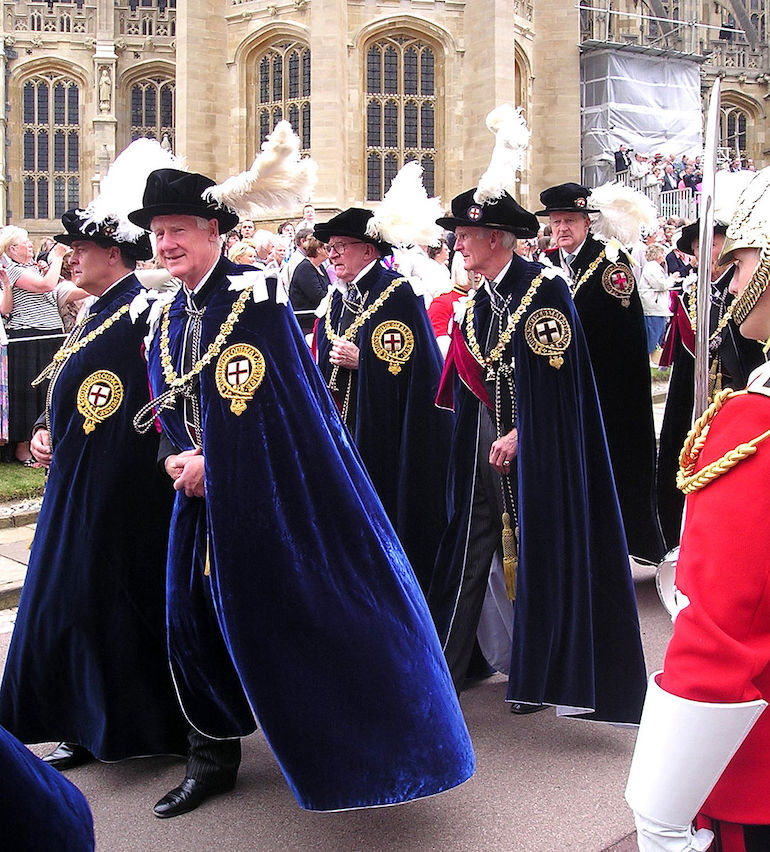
[
  {"xmin": 677, "ymin": 388, "xmax": 770, "ymax": 494},
  {"xmin": 732, "ymin": 243, "xmax": 770, "ymax": 327}
]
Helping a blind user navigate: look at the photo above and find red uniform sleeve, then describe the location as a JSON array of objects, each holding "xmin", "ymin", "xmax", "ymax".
[
  {"xmin": 660, "ymin": 394, "xmax": 770, "ymax": 705},
  {"xmin": 427, "ymin": 294, "xmax": 453, "ymax": 339}
]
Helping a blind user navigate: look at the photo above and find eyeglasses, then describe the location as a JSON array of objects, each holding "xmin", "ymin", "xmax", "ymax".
[{"xmin": 325, "ymin": 240, "xmax": 366, "ymax": 255}]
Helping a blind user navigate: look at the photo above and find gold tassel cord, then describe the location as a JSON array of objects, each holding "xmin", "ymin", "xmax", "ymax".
[{"xmin": 502, "ymin": 511, "xmax": 518, "ymax": 601}]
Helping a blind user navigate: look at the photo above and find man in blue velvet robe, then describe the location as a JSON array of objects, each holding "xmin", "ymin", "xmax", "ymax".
[
  {"xmin": 128, "ymin": 169, "xmax": 474, "ymax": 818},
  {"xmin": 312, "ymin": 208, "xmax": 454, "ymax": 593},
  {"xmin": 0, "ymin": 209, "xmax": 189, "ymax": 768},
  {"xmin": 429, "ymin": 188, "xmax": 647, "ymax": 724}
]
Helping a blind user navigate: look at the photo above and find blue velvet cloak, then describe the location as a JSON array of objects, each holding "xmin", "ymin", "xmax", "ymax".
[
  {"xmin": 0, "ymin": 276, "xmax": 188, "ymax": 760},
  {"xmin": 548, "ymin": 237, "xmax": 664, "ymax": 563},
  {"xmin": 431, "ymin": 256, "xmax": 647, "ymax": 724},
  {"xmin": 146, "ymin": 259, "xmax": 474, "ymax": 811},
  {"xmin": 0, "ymin": 723, "xmax": 94, "ymax": 851},
  {"xmin": 314, "ymin": 264, "xmax": 454, "ymax": 593}
]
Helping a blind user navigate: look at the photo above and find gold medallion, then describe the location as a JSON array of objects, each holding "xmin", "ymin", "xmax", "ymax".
[
  {"xmin": 76, "ymin": 370, "xmax": 124, "ymax": 434},
  {"xmin": 524, "ymin": 308, "xmax": 572, "ymax": 369},
  {"xmin": 602, "ymin": 263, "xmax": 635, "ymax": 307},
  {"xmin": 214, "ymin": 343, "xmax": 266, "ymax": 415},
  {"xmin": 371, "ymin": 320, "xmax": 414, "ymax": 375}
]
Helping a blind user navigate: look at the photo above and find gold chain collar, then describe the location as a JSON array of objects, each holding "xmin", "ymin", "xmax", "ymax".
[
  {"xmin": 159, "ymin": 287, "xmax": 251, "ymax": 390},
  {"xmin": 323, "ymin": 277, "xmax": 405, "ymax": 345},
  {"xmin": 569, "ymin": 250, "xmax": 605, "ymax": 298},
  {"xmin": 676, "ymin": 388, "xmax": 770, "ymax": 493},
  {"xmin": 685, "ymin": 285, "xmax": 735, "ymax": 347},
  {"xmin": 32, "ymin": 302, "xmax": 132, "ymax": 387},
  {"xmin": 464, "ymin": 274, "xmax": 544, "ymax": 373}
]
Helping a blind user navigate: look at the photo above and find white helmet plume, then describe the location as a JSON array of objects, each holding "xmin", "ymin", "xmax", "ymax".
[
  {"xmin": 80, "ymin": 138, "xmax": 185, "ymax": 244},
  {"xmin": 203, "ymin": 121, "xmax": 317, "ymax": 218},
  {"xmin": 366, "ymin": 160, "xmax": 444, "ymax": 248},
  {"xmin": 474, "ymin": 105, "xmax": 530, "ymax": 205}
]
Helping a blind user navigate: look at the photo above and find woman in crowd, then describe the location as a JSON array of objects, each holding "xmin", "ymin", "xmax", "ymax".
[
  {"xmin": 227, "ymin": 240, "xmax": 257, "ymax": 266},
  {"xmin": 638, "ymin": 242, "xmax": 677, "ymax": 365},
  {"xmin": 288, "ymin": 235, "xmax": 329, "ymax": 334},
  {"xmin": 0, "ymin": 226, "xmax": 69, "ymax": 465}
]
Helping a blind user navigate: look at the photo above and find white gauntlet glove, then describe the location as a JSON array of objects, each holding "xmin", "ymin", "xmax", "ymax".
[{"xmin": 634, "ymin": 813, "xmax": 713, "ymax": 852}]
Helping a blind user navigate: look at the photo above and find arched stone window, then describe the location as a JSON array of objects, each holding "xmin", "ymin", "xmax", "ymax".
[
  {"xmin": 256, "ymin": 42, "xmax": 310, "ymax": 151},
  {"xmin": 130, "ymin": 77, "xmax": 175, "ymax": 149},
  {"xmin": 365, "ymin": 34, "xmax": 437, "ymax": 201},
  {"xmin": 22, "ymin": 73, "xmax": 80, "ymax": 219},
  {"xmin": 721, "ymin": 104, "xmax": 749, "ymax": 157}
]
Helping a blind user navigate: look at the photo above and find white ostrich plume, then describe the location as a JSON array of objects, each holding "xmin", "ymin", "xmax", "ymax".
[
  {"xmin": 588, "ymin": 183, "xmax": 658, "ymax": 246},
  {"xmin": 713, "ymin": 169, "xmax": 755, "ymax": 226},
  {"xmin": 474, "ymin": 104, "xmax": 530, "ymax": 205},
  {"xmin": 80, "ymin": 138, "xmax": 185, "ymax": 243},
  {"xmin": 203, "ymin": 121, "xmax": 317, "ymax": 218},
  {"xmin": 366, "ymin": 160, "xmax": 444, "ymax": 248}
]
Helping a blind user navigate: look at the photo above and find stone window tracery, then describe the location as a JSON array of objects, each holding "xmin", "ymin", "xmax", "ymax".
[
  {"xmin": 130, "ymin": 77, "xmax": 175, "ymax": 149},
  {"xmin": 21, "ymin": 73, "xmax": 80, "ymax": 220},
  {"xmin": 365, "ymin": 35, "xmax": 437, "ymax": 201},
  {"xmin": 256, "ymin": 42, "xmax": 310, "ymax": 152},
  {"xmin": 721, "ymin": 104, "xmax": 749, "ymax": 157}
]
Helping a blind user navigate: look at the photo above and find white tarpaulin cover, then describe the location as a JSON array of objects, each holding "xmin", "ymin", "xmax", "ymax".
[{"xmin": 581, "ymin": 48, "xmax": 703, "ymax": 187}]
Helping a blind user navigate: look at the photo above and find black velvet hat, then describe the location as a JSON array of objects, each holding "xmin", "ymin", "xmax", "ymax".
[
  {"xmin": 313, "ymin": 208, "xmax": 392, "ymax": 254},
  {"xmin": 127, "ymin": 168, "xmax": 240, "ymax": 233},
  {"xmin": 534, "ymin": 182, "xmax": 598, "ymax": 216},
  {"xmin": 435, "ymin": 188, "xmax": 539, "ymax": 238},
  {"xmin": 54, "ymin": 209, "xmax": 154, "ymax": 261},
  {"xmin": 676, "ymin": 220, "xmax": 728, "ymax": 256}
]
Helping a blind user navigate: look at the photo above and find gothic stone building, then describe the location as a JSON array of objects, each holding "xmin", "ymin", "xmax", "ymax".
[{"xmin": 2, "ymin": 0, "xmax": 769, "ymax": 239}]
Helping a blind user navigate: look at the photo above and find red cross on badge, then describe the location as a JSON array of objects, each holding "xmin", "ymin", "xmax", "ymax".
[
  {"xmin": 610, "ymin": 269, "xmax": 631, "ymax": 292},
  {"xmin": 88, "ymin": 383, "xmax": 111, "ymax": 408},
  {"xmin": 383, "ymin": 331, "xmax": 403, "ymax": 352},
  {"xmin": 226, "ymin": 358, "xmax": 251, "ymax": 387},
  {"xmin": 467, "ymin": 205, "xmax": 483, "ymax": 222}
]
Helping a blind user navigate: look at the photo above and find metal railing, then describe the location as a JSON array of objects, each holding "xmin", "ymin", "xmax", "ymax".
[{"xmin": 604, "ymin": 170, "xmax": 697, "ymax": 220}]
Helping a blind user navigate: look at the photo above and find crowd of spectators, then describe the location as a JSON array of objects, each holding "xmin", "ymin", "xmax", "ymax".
[{"xmin": 614, "ymin": 144, "xmax": 757, "ymax": 193}]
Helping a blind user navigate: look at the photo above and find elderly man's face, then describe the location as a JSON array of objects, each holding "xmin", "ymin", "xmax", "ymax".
[
  {"xmin": 326, "ymin": 237, "xmax": 374, "ymax": 284},
  {"xmin": 549, "ymin": 212, "xmax": 590, "ymax": 256},
  {"xmin": 151, "ymin": 214, "xmax": 221, "ymax": 289}
]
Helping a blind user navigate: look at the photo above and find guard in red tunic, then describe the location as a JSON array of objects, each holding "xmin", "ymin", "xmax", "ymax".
[{"xmin": 626, "ymin": 166, "xmax": 770, "ymax": 852}]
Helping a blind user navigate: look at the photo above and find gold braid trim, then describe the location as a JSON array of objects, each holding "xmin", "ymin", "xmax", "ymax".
[
  {"xmin": 676, "ymin": 388, "xmax": 770, "ymax": 493},
  {"xmin": 732, "ymin": 243, "xmax": 770, "ymax": 327}
]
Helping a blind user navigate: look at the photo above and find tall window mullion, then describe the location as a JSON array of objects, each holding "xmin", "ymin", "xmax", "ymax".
[
  {"xmin": 21, "ymin": 74, "xmax": 80, "ymax": 219},
  {"xmin": 256, "ymin": 42, "xmax": 311, "ymax": 154},
  {"xmin": 365, "ymin": 36, "xmax": 437, "ymax": 201}
]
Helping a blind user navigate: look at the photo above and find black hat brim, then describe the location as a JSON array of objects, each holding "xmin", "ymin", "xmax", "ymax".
[
  {"xmin": 127, "ymin": 202, "xmax": 239, "ymax": 234},
  {"xmin": 54, "ymin": 231, "xmax": 154, "ymax": 261},
  {"xmin": 676, "ymin": 221, "xmax": 728, "ymax": 256},
  {"xmin": 436, "ymin": 214, "xmax": 538, "ymax": 239},
  {"xmin": 534, "ymin": 206, "xmax": 599, "ymax": 217}
]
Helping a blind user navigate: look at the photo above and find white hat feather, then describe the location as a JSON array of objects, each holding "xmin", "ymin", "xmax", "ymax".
[
  {"xmin": 588, "ymin": 183, "xmax": 658, "ymax": 246},
  {"xmin": 474, "ymin": 105, "xmax": 530, "ymax": 205},
  {"xmin": 203, "ymin": 121, "xmax": 317, "ymax": 218},
  {"xmin": 713, "ymin": 169, "xmax": 755, "ymax": 226},
  {"xmin": 366, "ymin": 160, "xmax": 444, "ymax": 248},
  {"xmin": 79, "ymin": 137, "xmax": 185, "ymax": 244}
]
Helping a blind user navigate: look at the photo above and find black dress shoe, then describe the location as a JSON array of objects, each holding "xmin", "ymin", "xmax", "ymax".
[
  {"xmin": 42, "ymin": 742, "xmax": 93, "ymax": 771},
  {"xmin": 510, "ymin": 702, "xmax": 548, "ymax": 715},
  {"xmin": 153, "ymin": 776, "xmax": 236, "ymax": 819}
]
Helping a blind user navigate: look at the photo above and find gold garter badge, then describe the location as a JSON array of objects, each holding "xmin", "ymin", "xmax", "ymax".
[
  {"xmin": 371, "ymin": 320, "xmax": 414, "ymax": 375},
  {"xmin": 214, "ymin": 343, "xmax": 266, "ymax": 415},
  {"xmin": 524, "ymin": 308, "xmax": 572, "ymax": 369},
  {"xmin": 602, "ymin": 263, "xmax": 635, "ymax": 307},
  {"xmin": 77, "ymin": 370, "xmax": 124, "ymax": 434}
]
